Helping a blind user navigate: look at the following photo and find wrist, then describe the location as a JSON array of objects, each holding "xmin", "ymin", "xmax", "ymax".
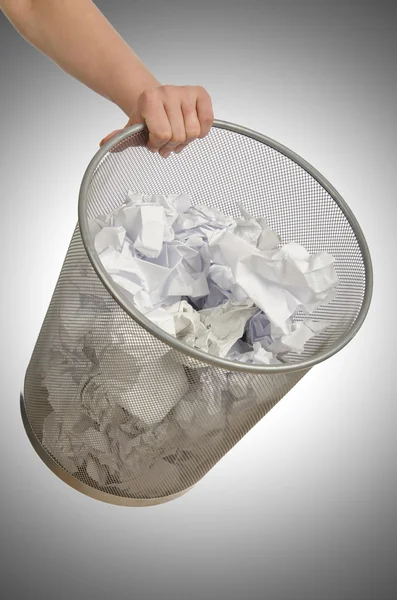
[{"xmin": 109, "ymin": 60, "xmax": 161, "ymax": 117}]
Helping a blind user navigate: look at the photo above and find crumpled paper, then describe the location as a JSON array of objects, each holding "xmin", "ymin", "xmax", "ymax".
[
  {"xmin": 208, "ymin": 229, "xmax": 337, "ymax": 335},
  {"xmin": 234, "ymin": 203, "xmax": 281, "ymax": 250},
  {"xmin": 92, "ymin": 192, "xmax": 337, "ymax": 362},
  {"xmin": 40, "ymin": 191, "xmax": 338, "ymax": 490}
]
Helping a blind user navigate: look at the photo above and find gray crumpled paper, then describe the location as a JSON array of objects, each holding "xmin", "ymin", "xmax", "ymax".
[{"xmin": 40, "ymin": 192, "xmax": 338, "ymax": 489}]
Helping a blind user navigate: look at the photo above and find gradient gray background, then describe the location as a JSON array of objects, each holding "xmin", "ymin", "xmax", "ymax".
[{"xmin": 0, "ymin": 1, "xmax": 396, "ymax": 598}]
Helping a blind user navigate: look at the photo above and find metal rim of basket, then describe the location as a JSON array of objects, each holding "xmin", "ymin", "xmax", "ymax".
[{"xmin": 78, "ymin": 120, "xmax": 373, "ymax": 374}]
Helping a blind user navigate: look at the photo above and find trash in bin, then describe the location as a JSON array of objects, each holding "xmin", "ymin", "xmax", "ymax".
[
  {"xmin": 21, "ymin": 121, "xmax": 372, "ymax": 506},
  {"xmin": 90, "ymin": 192, "xmax": 338, "ymax": 363}
]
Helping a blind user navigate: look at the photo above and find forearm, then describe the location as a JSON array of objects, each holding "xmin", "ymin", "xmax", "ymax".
[{"xmin": 1, "ymin": 0, "xmax": 160, "ymax": 115}]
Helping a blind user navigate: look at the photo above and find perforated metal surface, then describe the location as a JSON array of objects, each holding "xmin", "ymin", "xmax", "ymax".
[{"xmin": 23, "ymin": 121, "xmax": 372, "ymax": 503}]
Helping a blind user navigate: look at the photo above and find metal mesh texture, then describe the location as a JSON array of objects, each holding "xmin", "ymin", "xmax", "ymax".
[{"xmin": 23, "ymin": 125, "xmax": 369, "ymax": 500}]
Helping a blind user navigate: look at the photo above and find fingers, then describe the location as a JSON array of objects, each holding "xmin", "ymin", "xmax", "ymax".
[
  {"xmin": 100, "ymin": 86, "xmax": 214, "ymax": 157},
  {"xmin": 160, "ymin": 92, "xmax": 186, "ymax": 157},
  {"xmin": 173, "ymin": 89, "xmax": 213, "ymax": 154},
  {"xmin": 196, "ymin": 86, "xmax": 214, "ymax": 139},
  {"xmin": 173, "ymin": 96, "xmax": 202, "ymax": 155},
  {"xmin": 142, "ymin": 86, "xmax": 214, "ymax": 157},
  {"xmin": 140, "ymin": 90, "xmax": 172, "ymax": 153}
]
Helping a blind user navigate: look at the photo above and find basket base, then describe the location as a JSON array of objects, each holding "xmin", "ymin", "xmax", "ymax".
[{"xmin": 20, "ymin": 392, "xmax": 195, "ymax": 507}]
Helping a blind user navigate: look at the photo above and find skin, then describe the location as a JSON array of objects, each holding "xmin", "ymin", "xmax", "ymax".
[{"xmin": 1, "ymin": 0, "xmax": 214, "ymax": 157}]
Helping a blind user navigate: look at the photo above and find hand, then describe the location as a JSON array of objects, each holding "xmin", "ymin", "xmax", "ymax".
[{"xmin": 100, "ymin": 85, "xmax": 214, "ymax": 157}]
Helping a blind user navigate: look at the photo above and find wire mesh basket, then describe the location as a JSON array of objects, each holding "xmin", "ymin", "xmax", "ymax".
[{"xmin": 21, "ymin": 120, "xmax": 372, "ymax": 506}]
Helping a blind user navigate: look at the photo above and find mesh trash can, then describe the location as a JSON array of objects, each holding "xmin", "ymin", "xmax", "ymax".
[{"xmin": 21, "ymin": 120, "xmax": 372, "ymax": 506}]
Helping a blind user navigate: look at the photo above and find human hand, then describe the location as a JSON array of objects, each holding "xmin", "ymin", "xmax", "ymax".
[{"xmin": 100, "ymin": 85, "xmax": 214, "ymax": 157}]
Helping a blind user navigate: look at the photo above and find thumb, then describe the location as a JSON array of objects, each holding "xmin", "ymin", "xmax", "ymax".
[
  {"xmin": 98, "ymin": 112, "xmax": 145, "ymax": 147},
  {"xmin": 99, "ymin": 129, "xmax": 123, "ymax": 147}
]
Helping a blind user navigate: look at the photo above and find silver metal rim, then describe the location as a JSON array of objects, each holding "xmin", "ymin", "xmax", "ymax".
[
  {"xmin": 78, "ymin": 119, "xmax": 373, "ymax": 374},
  {"xmin": 20, "ymin": 393, "xmax": 195, "ymax": 507}
]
